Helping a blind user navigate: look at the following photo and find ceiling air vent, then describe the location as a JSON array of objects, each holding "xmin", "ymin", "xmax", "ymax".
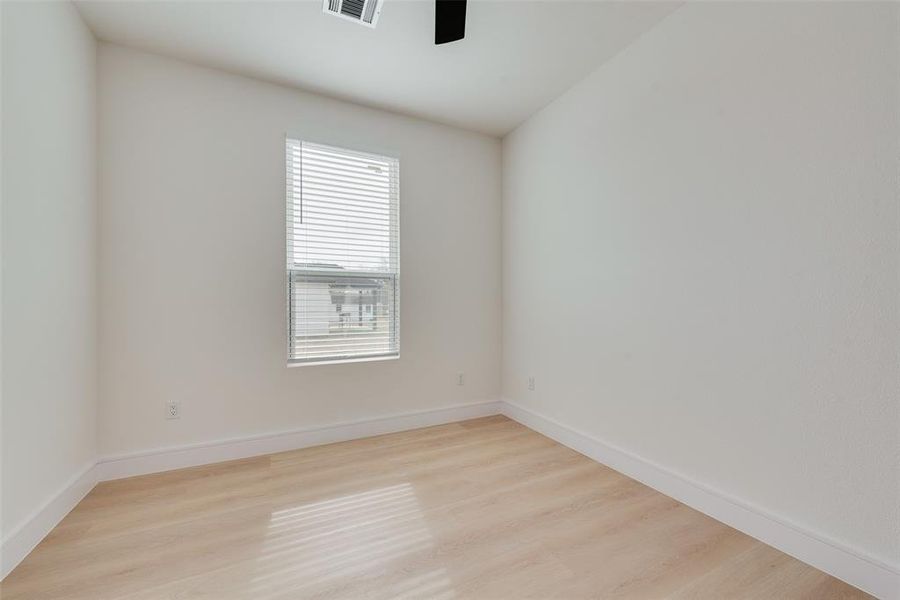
[{"xmin": 323, "ymin": 0, "xmax": 383, "ymax": 28}]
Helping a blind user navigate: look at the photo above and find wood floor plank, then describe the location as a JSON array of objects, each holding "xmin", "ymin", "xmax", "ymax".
[{"xmin": 0, "ymin": 416, "xmax": 871, "ymax": 599}]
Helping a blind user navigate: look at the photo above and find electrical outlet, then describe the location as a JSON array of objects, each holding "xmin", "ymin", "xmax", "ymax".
[
  {"xmin": 528, "ymin": 376, "xmax": 535, "ymax": 391},
  {"xmin": 166, "ymin": 400, "xmax": 180, "ymax": 420},
  {"xmin": 457, "ymin": 372, "xmax": 465, "ymax": 386}
]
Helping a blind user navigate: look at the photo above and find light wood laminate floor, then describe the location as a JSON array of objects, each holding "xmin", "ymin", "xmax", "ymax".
[{"xmin": 2, "ymin": 416, "xmax": 870, "ymax": 599}]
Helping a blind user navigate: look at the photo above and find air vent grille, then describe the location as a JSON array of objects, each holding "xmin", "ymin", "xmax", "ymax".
[
  {"xmin": 341, "ymin": 0, "xmax": 364, "ymax": 19},
  {"xmin": 323, "ymin": 0, "xmax": 383, "ymax": 28}
]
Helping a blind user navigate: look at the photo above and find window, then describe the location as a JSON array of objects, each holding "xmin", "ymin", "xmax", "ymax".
[{"xmin": 286, "ymin": 139, "xmax": 400, "ymax": 364}]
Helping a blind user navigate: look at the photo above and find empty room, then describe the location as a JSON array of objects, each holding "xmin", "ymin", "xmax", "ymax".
[{"xmin": 1, "ymin": 0, "xmax": 898, "ymax": 598}]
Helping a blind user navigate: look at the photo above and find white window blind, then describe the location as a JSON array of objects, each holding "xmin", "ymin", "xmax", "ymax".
[{"xmin": 286, "ymin": 139, "xmax": 400, "ymax": 364}]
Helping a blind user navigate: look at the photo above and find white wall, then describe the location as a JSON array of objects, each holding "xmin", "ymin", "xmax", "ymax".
[
  {"xmin": 502, "ymin": 1, "xmax": 899, "ymax": 571},
  {"xmin": 1, "ymin": 1, "xmax": 98, "ymax": 539},
  {"xmin": 98, "ymin": 45, "xmax": 501, "ymax": 457}
]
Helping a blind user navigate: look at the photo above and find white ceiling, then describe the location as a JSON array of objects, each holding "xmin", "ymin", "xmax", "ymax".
[{"xmin": 76, "ymin": 0, "xmax": 679, "ymax": 136}]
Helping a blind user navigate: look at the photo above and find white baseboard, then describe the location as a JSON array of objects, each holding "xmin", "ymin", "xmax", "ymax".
[
  {"xmin": 1, "ymin": 400, "xmax": 502, "ymax": 581},
  {"xmin": 0, "ymin": 461, "xmax": 98, "ymax": 580},
  {"xmin": 500, "ymin": 399, "xmax": 900, "ymax": 600},
  {"xmin": 95, "ymin": 400, "xmax": 503, "ymax": 481}
]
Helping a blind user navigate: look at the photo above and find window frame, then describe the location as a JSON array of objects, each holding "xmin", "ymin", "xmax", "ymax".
[{"xmin": 285, "ymin": 138, "xmax": 400, "ymax": 367}]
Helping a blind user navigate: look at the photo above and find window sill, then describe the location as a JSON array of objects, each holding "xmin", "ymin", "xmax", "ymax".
[{"xmin": 287, "ymin": 354, "xmax": 399, "ymax": 368}]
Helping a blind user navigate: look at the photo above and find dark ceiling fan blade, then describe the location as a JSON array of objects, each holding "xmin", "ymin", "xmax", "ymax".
[{"xmin": 435, "ymin": 0, "xmax": 467, "ymax": 45}]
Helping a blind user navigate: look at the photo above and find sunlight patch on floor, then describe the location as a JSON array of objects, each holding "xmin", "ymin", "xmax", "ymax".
[{"xmin": 243, "ymin": 483, "xmax": 455, "ymax": 598}]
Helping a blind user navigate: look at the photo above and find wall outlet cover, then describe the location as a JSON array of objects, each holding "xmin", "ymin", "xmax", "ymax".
[{"xmin": 166, "ymin": 401, "xmax": 180, "ymax": 420}]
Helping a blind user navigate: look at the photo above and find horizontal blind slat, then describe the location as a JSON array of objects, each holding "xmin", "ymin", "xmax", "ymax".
[
  {"xmin": 294, "ymin": 181, "xmax": 395, "ymax": 201},
  {"xmin": 290, "ymin": 191, "xmax": 397, "ymax": 211},
  {"xmin": 288, "ymin": 218, "xmax": 393, "ymax": 235},
  {"xmin": 299, "ymin": 164, "xmax": 391, "ymax": 185}
]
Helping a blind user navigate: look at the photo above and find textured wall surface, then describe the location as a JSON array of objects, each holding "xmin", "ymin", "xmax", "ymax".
[
  {"xmin": 1, "ymin": 1, "xmax": 98, "ymax": 538},
  {"xmin": 98, "ymin": 45, "xmax": 502, "ymax": 456},
  {"xmin": 503, "ymin": 1, "xmax": 900, "ymax": 567}
]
